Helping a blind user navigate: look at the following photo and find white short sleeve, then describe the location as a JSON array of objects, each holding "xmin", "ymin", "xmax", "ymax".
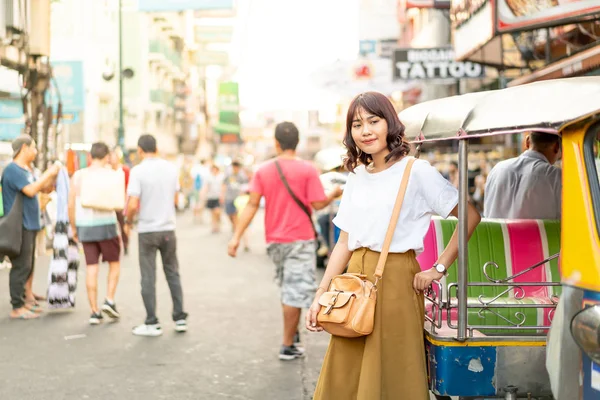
[
  {"xmin": 127, "ymin": 167, "xmax": 141, "ymax": 197},
  {"xmin": 413, "ymin": 160, "xmax": 458, "ymax": 218},
  {"xmin": 332, "ymin": 172, "xmax": 355, "ymax": 233}
]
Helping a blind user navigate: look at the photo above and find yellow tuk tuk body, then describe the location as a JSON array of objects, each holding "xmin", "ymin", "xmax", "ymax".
[{"xmin": 399, "ymin": 77, "xmax": 600, "ymax": 399}]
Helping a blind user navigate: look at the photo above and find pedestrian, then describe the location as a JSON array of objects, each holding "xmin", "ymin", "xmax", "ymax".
[
  {"xmin": 221, "ymin": 160, "xmax": 249, "ymax": 239},
  {"xmin": 484, "ymin": 131, "xmax": 561, "ymax": 219},
  {"xmin": 203, "ymin": 164, "xmax": 224, "ymax": 233},
  {"xmin": 191, "ymin": 159, "xmax": 209, "ymax": 223},
  {"xmin": 125, "ymin": 134, "xmax": 188, "ymax": 336},
  {"xmin": 228, "ymin": 121, "xmax": 342, "ymax": 361},
  {"xmin": 68, "ymin": 142, "xmax": 122, "ymax": 325},
  {"xmin": 1, "ymin": 135, "xmax": 60, "ymax": 319},
  {"xmin": 109, "ymin": 149, "xmax": 130, "ymax": 255},
  {"xmin": 305, "ymin": 92, "xmax": 481, "ymax": 399}
]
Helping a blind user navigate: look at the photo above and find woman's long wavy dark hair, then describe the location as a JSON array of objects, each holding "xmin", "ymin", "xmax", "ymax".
[{"xmin": 343, "ymin": 92, "xmax": 411, "ymax": 172}]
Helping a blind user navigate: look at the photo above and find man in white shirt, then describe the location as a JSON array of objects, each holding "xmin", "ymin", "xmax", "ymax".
[
  {"xmin": 126, "ymin": 135, "xmax": 188, "ymax": 336},
  {"xmin": 484, "ymin": 131, "xmax": 561, "ymax": 220}
]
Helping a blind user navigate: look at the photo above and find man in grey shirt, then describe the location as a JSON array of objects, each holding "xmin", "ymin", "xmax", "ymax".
[
  {"xmin": 126, "ymin": 134, "xmax": 188, "ymax": 336},
  {"xmin": 484, "ymin": 131, "xmax": 562, "ymax": 220}
]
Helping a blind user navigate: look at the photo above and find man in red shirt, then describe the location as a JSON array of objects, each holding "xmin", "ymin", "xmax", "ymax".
[{"xmin": 228, "ymin": 122, "xmax": 342, "ymax": 360}]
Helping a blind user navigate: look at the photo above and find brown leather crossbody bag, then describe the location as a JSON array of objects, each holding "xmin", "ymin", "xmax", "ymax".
[{"xmin": 316, "ymin": 158, "xmax": 415, "ymax": 338}]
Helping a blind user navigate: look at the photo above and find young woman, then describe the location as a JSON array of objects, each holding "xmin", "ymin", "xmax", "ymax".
[{"xmin": 306, "ymin": 92, "xmax": 481, "ymax": 399}]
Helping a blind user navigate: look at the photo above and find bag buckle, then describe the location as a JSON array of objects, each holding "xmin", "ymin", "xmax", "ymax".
[{"xmin": 324, "ymin": 290, "xmax": 341, "ymax": 315}]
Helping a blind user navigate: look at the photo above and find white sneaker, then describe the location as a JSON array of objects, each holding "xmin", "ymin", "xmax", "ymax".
[
  {"xmin": 174, "ymin": 320, "xmax": 187, "ymax": 333},
  {"xmin": 132, "ymin": 324, "xmax": 163, "ymax": 337}
]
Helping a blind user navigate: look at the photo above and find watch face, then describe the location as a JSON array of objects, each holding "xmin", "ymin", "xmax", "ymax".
[{"xmin": 435, "ymin": 264, "xmax": 446, "ymax": 273}]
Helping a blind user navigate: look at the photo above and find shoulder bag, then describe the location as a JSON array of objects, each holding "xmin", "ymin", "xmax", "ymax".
[
  {"xmin": 316, "ymin": 157, "xmax": 415, "ymax": 337},
  {"xmin": 80, "ymin": 167, "xmax": 125, "ymax": 211},
  {"xmin": 274, "ymin": 160, "xmax": 318, "ymax": 239},
  {"xmin": 0, "ymin": 190, "xmax": 23, "ymax": 258}
]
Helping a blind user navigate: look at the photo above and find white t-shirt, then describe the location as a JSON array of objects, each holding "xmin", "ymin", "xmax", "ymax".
[
  {"xmin": 332, "ymin": 157, "xmax": 459, "ymax": 254},
  {"xmin": 205, "ymin": 173, "xmax": 224, "ymax": 200}
]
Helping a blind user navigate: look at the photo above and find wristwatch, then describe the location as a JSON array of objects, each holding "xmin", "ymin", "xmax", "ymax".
[{"xmin": 433, "ymin": 263, "xmax": 448, "ymax": 276}]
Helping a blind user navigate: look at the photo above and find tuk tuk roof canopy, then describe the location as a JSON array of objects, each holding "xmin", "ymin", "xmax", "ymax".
[{"xmin": 399, "ymin": 77, "xmax": 600, "ymax": 143}]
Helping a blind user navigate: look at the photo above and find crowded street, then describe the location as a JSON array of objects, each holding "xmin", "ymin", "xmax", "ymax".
[{"xmin": 0, "ymin": 210, "xmax": 330, "ymax": 400}]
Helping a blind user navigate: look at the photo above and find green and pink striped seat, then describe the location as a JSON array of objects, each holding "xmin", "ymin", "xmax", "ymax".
[{"xmin": 417, "ymin": 217, "xmax": 561, "ymax": 332}]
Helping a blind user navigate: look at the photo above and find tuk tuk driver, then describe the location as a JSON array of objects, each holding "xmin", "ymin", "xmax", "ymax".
[{"xmin": 483, "ymin": 131, "xmax": 561, "ymax": 220}]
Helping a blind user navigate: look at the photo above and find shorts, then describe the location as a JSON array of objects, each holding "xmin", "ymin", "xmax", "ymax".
[
  {"xmin": 206, "ymin": 199, "xmax": 220, "ymax": 209},
  {"xmin": 82, "ymin": 237, "xmax": 121, "ymax": 265},
  {"xmin": 224, "ymin": 200, "xmax": 237, "ymax": 216},
  {"xmin": 266, "ymin": 240, "xmax": 317, "ymax": 309}
]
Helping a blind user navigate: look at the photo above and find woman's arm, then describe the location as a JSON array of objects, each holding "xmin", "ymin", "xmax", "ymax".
[
  {"xmin": 306, "ymin": 231, "xmax": 353, "ymax": 332},
  {"xmin": 413, "ymin": 203, "xmax": 481, "ymax": 293}
]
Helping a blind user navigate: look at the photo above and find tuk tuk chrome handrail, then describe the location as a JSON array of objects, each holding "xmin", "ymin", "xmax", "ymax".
[
  {"xmin": 445, "ymin": 282, "xmax": 559, "ymax": 337},
  {"xmin": 457, "ymin": 139, "xmax": 469, "ymax": 341},
  {"xmin": 483, "ymin": 253, "xmax": 560, "ymax": 283},
  {"xmin": 424, "ymin": 281, "xmax": 443, "ymax": 333}
]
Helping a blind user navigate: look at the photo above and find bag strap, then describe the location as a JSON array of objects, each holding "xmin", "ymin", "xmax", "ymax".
[
  {"xmin": 274, "ymin": 160, "xmax": 318, "ymax": 238},
  {"xmin": 374, "ymin": 157, "xmax": 416, "ymax": 283}
]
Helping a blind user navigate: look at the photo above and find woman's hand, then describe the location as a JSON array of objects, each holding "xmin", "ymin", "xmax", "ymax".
[
  {"xmin": 413, "ymin": 268, "xmax": 444, "ymax": 294},
  {"xmin": 306, "ymin": 299, "xmax": 323, "ymax": 332}
]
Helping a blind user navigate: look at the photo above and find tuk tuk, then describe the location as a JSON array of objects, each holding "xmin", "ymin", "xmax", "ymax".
[{"xmin": 398, "ymin": 76, "xmax": 600, "ymax": 399}]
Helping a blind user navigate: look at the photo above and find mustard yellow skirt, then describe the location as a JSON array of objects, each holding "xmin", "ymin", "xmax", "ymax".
[{"xmin": 313, "ymin": 248, "xmax": 429, "ymax": 400}]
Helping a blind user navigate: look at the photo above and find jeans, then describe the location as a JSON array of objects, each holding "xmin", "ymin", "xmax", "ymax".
[
  {"xmin": 138, "ymin": 231, "xmax": 187, "ymax": 325},
  {"xmin": 9, "ymin": 229, "xmax": 37, "ymax": 309}
]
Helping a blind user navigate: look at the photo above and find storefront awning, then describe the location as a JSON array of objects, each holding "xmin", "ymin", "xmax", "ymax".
[{"xmin": 508, "ymin": 44, "xmax": 600, "ymax": 87}]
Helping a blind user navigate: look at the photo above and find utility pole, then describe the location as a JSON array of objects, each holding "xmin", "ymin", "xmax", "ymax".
[{"xmin": 117, "ymin": 0, "xmax": 125, "ymax": 150}]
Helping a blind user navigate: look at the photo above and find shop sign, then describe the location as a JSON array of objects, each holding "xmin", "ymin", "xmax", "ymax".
[
  {"xmin": 0, "ymin": 98, "xmax": 25, "ymax": 141},
  {"xmin": 216, "ymin": 82, "xmax": 240, "ymax": 140},
  {"xmin": 196, "ymin": 51, "xmax": 229, "ymax": 66},
  {"xmin": 195, "ymin": 26, "xmax": 234, "ymax": 43},
  {"xmin": 452, "ymin": 0, "xmax": 495, "ymax": 61},
  {"xmin": 497, "ymin": 0, "xmax": 600, "ymax": 33},
  {"xmin": 393, "ymin": 48, "xmax": 484, "ymax": 80},
  {"xmin": 359, "ymin": 39, "xmax": 398, "ymax": 59},
  {"xmin": 359, "ymin": 40, "xmax": 377, "ymax": 56},
  {"xmin": 379, "ymin": 39, "xmax": 398, "ymax": 59},
  {"xmin": 139, "ymin": 0, "xmax": 233, "ymax": 12},
  {"xmin": 51, "ymin": 61, "xmax": 85, "ymax": 112}
]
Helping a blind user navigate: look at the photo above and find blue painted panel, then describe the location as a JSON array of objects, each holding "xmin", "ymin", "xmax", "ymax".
[
  {"xmin": 582, "ymin": 290, "xmax": 600, "ymax": 399},
  {"xmin": 426, "ymin": 342, "xmax": 497, "ymax": 397},
  {"xmin": 583, "ymin": 356, "xmax": 600, "ymax": 399}
]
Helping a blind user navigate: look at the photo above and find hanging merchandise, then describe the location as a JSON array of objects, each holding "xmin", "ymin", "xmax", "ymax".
[{"xmin": 47, "ymin": 167, "xmax": 79, "ymax": 309}]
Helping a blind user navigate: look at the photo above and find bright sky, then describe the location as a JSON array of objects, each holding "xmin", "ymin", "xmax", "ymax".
[{"xmin": 232, "ymin": 0, "xmax": 359, "ymax": 112}]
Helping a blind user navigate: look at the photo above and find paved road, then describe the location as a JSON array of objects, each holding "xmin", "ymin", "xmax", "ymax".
[{"xmin": 0, "ymin": 212, "xmax": 330, "ymax": 400}]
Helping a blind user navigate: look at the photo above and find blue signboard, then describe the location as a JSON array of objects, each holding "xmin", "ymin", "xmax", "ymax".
[
  {"xmin": 51, "ymin": 61, "xmax": 85, "ymax": 112},
  {"xmin": 0, "ymin": 98, "xmax": 24, "ymax": 141},
  {"xmin": 0, "ymin": 99, "xmax": 23, "ymax": 119},
  {"xmin": 138, "ymin": 0, "xmax": 233, "ymax": 12},
  {"xmin": 359, "ymin": 40, "xmax": 377, "ymax": 56}
]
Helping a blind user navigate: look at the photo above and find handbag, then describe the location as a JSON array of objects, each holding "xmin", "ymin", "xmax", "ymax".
[
  {"xmin": 274, "ymin": 160, "xmax": 319, "ymax": 239},
  {"xmin": 80, "ymin": 167, "xmax": 125, "ymax": 211},
  {"xmin": 316, "ymin": 157, "xmax": 415, "ymax": 338},
  {"xmin": 0, "ymin": 190, "xmax": 24, "ymax": 258}
]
